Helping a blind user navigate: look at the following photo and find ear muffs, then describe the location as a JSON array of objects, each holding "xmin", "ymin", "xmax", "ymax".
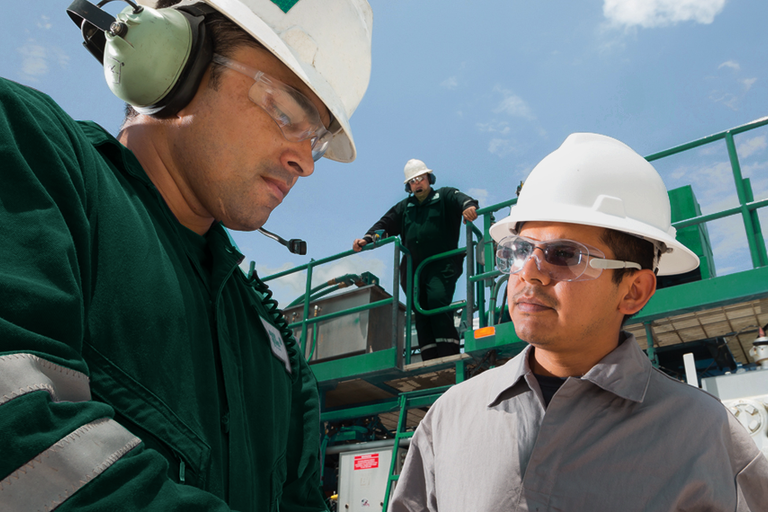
[
  {"xmin": 68, "ymin": 0, "xmax": 213, "ymax": 118},
  {"xmin": 405, "ymin": 173, "xmax": 436, "ymax": 193}
]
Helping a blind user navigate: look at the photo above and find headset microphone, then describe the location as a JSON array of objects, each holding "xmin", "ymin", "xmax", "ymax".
[{"xmin": 258, "ymin": 228, "xmax": 308, "ymax": 256}]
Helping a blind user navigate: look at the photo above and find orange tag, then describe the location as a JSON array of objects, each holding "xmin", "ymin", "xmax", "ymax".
[{"xmin": 474, "ymin": 326, "xmax": 496, "ymax": 339}]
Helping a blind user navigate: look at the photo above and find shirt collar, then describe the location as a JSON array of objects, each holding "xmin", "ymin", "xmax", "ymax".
[
  {"xmin": 581, "ymin": 332, "xmax": 651, "ymax": 402},
  {"xmin": 486, "ymin": 332, "xmax": 652, "ymax": 406},
  {"xmin": 408, "ymin": 187, "xmax": 437, "ymax": 205},
  {"xmin": 78, "ymin": 120, "xmax": 153, "ymax": 186},
  {"xmin": 487, "ymin": 344, "xmax": 534, "ymax": 407}
]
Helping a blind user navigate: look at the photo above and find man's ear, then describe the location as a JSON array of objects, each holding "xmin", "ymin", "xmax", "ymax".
[{"xmin": 618, "ymin": 269, "xmax": 656, "ymax": 316}]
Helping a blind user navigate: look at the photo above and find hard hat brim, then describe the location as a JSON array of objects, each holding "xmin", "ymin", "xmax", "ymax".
[
  {"xmin": 403, "ymin": 169, "xmax": 432, "ymax": 184},
  {"xmin": 157, "ymin": 0, "xmax": 362, "ymax": 162}
]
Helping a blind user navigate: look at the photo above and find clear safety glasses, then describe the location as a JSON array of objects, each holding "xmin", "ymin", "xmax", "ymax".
[
  {"xmin": 496, "ymin": 235, "xmax": 642, "ymax": 282},
  {"xmin": 408, "ymin": 175, "xmax": 426, "ymax": 185},
  {"xmin": 212, "ymin": 54, "xmax": 340, "ymax": 161}
]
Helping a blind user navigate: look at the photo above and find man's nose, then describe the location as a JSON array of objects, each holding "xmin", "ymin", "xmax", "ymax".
[{"xmin": 518, "ymin": 249, "xmax": 551, "ymax": 285}]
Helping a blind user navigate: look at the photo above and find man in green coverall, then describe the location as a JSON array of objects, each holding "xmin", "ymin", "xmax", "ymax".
[
  {"xmin": 0, "ymin": 0, "xmax": 371, "ymax": 510},
  {"xmin": 353, "ymin": 159, "xmax": 478, "ymax": 361}
]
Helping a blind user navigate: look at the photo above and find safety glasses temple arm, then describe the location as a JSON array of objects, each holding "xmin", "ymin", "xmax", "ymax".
[
  {"xmin": 589, "ymin": 259, "xmax": 642, "ymax": 270},
  {"xmin": 211, "ymin": 54, "xmax": 264, "ymax": 82}
]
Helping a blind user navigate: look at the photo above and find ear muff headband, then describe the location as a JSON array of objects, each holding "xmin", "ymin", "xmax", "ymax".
[{"xmin": 67, "ymin": 0, "xmax": 214, "ymax": 118}]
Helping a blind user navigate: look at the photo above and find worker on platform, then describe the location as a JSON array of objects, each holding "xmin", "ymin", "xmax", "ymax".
[
  {"xmin": 0, "ymin": 0, "xmax": 371, "ymax": 509},
  {"xmin": 389, "ymin": 134, "xmax": 768, "ymax": 511},
  {"xmin": 353, "ymin": 159, "xmax": 479, "ymax": 361}
]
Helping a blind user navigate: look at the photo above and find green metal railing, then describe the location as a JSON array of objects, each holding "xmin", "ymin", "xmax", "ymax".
[
  {"xmin": 263, "ymin": 236, "xmax": 413, "ymax": 363},
  {"xmin": 262, "ymin": 116, "xmax": 768, "ymax": 372},
  {"xmin": 645, "ymin": 116, "xmax": 768, "ymax": 269}
]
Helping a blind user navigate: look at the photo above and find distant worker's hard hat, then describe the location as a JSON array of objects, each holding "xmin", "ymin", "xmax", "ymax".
[
  {"xmin": 489, "ymin": 133, "xmax": 700, "ymax": 276},
  {"xmin": 141, "ymin": 0, "xmax": 373, "ymax": 163},
  {"xmin": 403, "ymin": 159, "xmax": 433, "ymax": 183}
]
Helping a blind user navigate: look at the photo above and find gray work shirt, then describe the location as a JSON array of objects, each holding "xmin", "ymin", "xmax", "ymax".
[{"xmin": 389, "ymin": 334, "xmax": 768, "ymax": 511}]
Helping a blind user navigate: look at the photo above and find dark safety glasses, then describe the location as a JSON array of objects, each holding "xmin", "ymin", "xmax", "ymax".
[
  {"xmin": 496, "ymin": 235, "xmax": 641, "ymax": 282},
  {"xmin": 212, "ymin": 54, "xmax": 340, "ymax": 161}
]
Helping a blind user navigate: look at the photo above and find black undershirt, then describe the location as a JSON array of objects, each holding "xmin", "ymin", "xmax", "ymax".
[{"xmin": 534, "ymin": 373, "xmax": 567, "ymax": 407}]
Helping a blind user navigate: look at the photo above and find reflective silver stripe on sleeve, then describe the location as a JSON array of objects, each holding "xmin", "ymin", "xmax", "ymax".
[
  {"xmin": 0, "ymin": 353, "xmax": 91, "ymax": 406},
  {"xmin": 0, "ymin": 418, "xmax": 141, "ymax": 512}
]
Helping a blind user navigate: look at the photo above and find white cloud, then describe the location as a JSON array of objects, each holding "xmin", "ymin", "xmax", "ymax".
[
  {"xmin": 467, "ymin": 188, "xmax": 489, "ymax": 207},
  {"xmin": 312, "ymin": 258, "xmax": 388, "ymax": 287},
  {"xmin": 696, "ymin": 161, "xmax": 735, "ymax": 190},
  {"xmin": 737, "ymin": 136, "xmax": 767, "ymax": 159},
  {"xmin": 488, "ymin": 138, "xmax": 518, "ymax": 158},
  {"xmin": 709, "ymin": 91, "xmax": 739, "ymax": 111},
  {"xmin": 476, "ymin": 121, "xmax": 510, "ymax": 135},
  {"xmin": 708, "ymin": 214, "xmax": 753, "ymax": 276},
  {"xmin": 18, "ymin": 42, "xmax": 48, "ymax": 79},
  {"xmin": 493, "ymin": 86, "xmax": 535, "ymax": 120},
  {"xmin": 668, "ymin": 164, "xmax": 694, "ymax": 182},
  {"xmin": 441, "ymin": 76, "xmax": 458, "ymax": 90},
  {"xmin": 742, "ymin": 78, "xmax": 757, "ymax": 91},
  {"xmin": 718, "ymin": 60, "xmax": 740, "ymax": 72},
  {"xmin": 37, "ymin": 15, "xmax": 52, "ymax": 30},
  {"xmin": 708, "ymin": 60, "xmax": 756, "ymax": 111},
  {"xmin": 17, "ymin": 40, "xmax": 70, "ymax": 81},
  {"xmin": 603, "ymin": 0, "xmax": 727, "ymax": 29}
]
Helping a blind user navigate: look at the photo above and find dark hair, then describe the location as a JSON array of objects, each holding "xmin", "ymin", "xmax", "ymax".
[
  {"xmin": 599, "ymin": 228, "xmax": 656, "ymax": 284},
  {"xmin": 600, "ymin": 228, "xmax": 657, "ymax": 326},
  {"xmin": 122, "ymin": 0, "xmax": 264, "ymax": 124}
]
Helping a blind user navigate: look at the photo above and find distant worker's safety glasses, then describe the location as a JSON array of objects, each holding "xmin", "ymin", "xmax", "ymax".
[
  {"xmin": 213, "ymin": 54, "xmax": 340, "ymax": 162},
  {"xmin": 408, "ymin": 175, "xmax": 426, "ymax": 185},
  {"xmin": 496, "ymin": 235, "xmax": 641, "ymax": 282}
]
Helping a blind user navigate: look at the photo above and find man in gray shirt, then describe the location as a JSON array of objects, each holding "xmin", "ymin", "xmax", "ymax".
[{"xmin": 389, "ymin": 133, "xmax": 768, "ymax": 511}]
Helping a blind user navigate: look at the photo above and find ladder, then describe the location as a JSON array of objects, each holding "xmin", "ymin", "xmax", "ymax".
[{"xmin": 381, "ymin": 385, "xmax": 452, "ymax": 511}]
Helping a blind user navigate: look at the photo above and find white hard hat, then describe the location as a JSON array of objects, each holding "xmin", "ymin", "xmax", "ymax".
[
  {"xmin": 142, "ymin": 0, "xmax": 372, "ymax": 163},
  {"xmin": 403, "ymin": 158, "xmax": 433, "ymax": 183},
  {"xmin": 489, "ymin": 133, "xmax": 700, "ymax": 276}
]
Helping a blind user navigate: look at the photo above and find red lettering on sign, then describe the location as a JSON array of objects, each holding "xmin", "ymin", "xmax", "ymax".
[{"xmin": 353, "ymin": 453, "xmax": 380, "ymax": 470}]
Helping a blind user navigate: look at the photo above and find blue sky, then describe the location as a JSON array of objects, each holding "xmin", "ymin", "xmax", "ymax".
[{"xmin": 2, "ymin": 0, "xmax": 767, "ymax": 307}]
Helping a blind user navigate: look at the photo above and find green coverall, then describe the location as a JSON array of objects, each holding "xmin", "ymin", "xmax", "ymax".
[
  {"xmin": 0, "ymin": 78, "xmax": 327, "ymax": 511},
  {"xmin": 363, "ymin": 187, "xmax": 479, "ymax": 360}
]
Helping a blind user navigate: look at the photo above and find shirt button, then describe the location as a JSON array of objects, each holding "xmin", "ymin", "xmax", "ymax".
[{"xmin": 221, "ymin": 412, "xmax": 230, "ymax": 433}]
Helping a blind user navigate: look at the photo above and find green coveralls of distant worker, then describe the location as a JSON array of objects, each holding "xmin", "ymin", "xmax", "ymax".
[
  {"xmin": 353, "ymin": 159, "xmax": 478, "ymax": 361},
  {"xmin": 0, "ymin": 78, "xmax": 327, "ymax": 511}
]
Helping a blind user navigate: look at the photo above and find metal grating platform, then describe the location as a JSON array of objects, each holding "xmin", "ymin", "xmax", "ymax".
[{"xmin": 626, "ymin": 298, "xmax": 768, "ymax": 364}]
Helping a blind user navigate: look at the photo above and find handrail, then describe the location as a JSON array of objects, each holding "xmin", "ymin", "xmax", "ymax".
[
  {"xmin": 645, "ymin": 116, "xmax": 768, "ymax": 269},
  {"xmin": 260, "ymin": 116, "xmax": 768, "ymax": 370},
  {"xmin": 263, "ymin": 236, "xmax": 412, "ymax": 365},
  {"xmin": 411, "ymin": 247, "xmax": 467, "ymax": 316},
  {"xmin": 644, "ymin": 116, "xmax": 768, "ymax": 161}
]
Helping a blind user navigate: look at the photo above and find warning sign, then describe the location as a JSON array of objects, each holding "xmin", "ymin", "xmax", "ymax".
[{"xmin": 353, "ymin": 453, "xmax": 379, "ymax": 470}]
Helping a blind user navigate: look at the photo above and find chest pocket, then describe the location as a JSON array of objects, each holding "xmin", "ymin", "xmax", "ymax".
[{"xmin": 84, "ymin": 342, "xmax": 212, "ymax": 488}]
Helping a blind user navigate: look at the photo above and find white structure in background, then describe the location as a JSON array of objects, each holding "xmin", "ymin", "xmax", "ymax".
[{"xmin": 701, "ymin": 332, "xmax": 768, "ymax": 458}]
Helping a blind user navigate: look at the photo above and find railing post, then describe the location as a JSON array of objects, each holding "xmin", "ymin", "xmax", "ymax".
[
  {"xmin": 300, "ymin": 260, "xmax": 314, "ymax": 358},
  {"xmin": 392, "ymin": 242, "xmax": 403, "ymax": 369},
  {"xmin": 725, "ymin": 132, "xmax": 765, "ymax": 268},
  {"xmin": 404, "ymin": 248, "xmax": 413, "ymax": 365},
  {"xmin": 465, "ymin": 221, "xmax": 475, "ymax": 330}
]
